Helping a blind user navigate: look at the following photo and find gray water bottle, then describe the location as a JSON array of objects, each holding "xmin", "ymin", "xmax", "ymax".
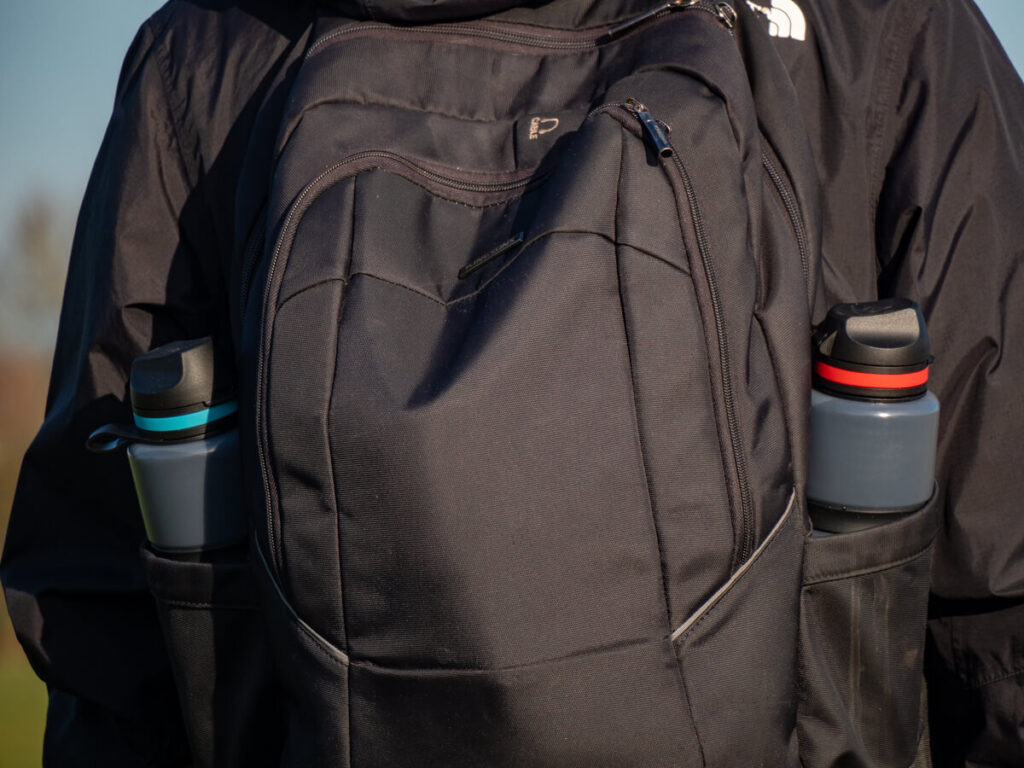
[
  {"xmin": 88, "ymin": 337, "xmax": 246, "ymax": 552},
  {"xmin": 808, "ymin": 299, "xmax": 939, "ymax": 533}
]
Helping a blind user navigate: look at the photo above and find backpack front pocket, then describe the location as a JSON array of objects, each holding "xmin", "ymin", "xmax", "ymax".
[
  {"xmin": 248, "ymin": 12, "xmax": 807, "ymax": 758},
  {"xmin": 253, "ymin": 108, "xmax": 745, "ymax": 762}
]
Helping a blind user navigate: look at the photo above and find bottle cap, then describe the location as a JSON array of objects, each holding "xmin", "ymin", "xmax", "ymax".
[
  {"xmin": 813, "ymin": 299, "xmax": 931, "ymax": 400},
  {"xmin": 129, "ymin": 337, "xmax": 237, "ymax": 440}
]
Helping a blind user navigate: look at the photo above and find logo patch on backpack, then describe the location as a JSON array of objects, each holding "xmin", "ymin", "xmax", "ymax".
[
  {"xmin": 528, "ymin": 116, "xmax": 560, "ymax": 140},
  {"xmin": 514, "ymin": 110, "xmax": 583, "ymax": 168}
]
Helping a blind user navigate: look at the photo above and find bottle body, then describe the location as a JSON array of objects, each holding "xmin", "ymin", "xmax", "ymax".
[
  {"xmin": 807, "ymin": 298, "xmax": 939, "ymax": 533},
  {"xmin": 127, "ymin": 428, "xmax": 245, "ymax": 552},
  {"xmin": 808, "ymin": 389, "xmax": 939, "ymax": 532}
]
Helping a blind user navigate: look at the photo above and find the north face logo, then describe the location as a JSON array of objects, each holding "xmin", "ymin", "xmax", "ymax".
[{"xmin": 747, "ymin": 0, "xmax": 806, "ymax": 41}]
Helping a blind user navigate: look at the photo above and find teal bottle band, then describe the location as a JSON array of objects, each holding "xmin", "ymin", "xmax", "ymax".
[{"xmin": 133, "ymin": 400, "xmax": 239, "ymax": 433}]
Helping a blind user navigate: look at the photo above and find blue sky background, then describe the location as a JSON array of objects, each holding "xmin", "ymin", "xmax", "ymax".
[{"xmin": 0, "ymin": 1, "xmax": 1021, "ymax": 271}]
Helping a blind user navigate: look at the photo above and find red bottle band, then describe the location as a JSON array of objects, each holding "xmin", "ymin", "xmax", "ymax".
[{"xmin": 814, "ymin": 360, "xmax": 929, "ymax": 390}]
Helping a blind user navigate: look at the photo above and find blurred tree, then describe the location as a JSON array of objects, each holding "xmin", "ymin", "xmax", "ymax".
[
  {"xmin": 0, "ymin": 194, "xmax": 73, "ymax": 355},
  {"xmin": 0, "ymin": 193, "xmax": 72, "ymax": 657}
]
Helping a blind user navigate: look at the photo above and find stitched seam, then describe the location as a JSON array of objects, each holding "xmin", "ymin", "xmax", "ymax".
[
  {"xmin": 614, "ymin": 123, "xmax": 700, "ymax": 751},
  {"xmin": 759, "ymin": 131, "xmax": 811, "ymax": 310},
  {"xmin": 345, "ymin": 662, "xmax": 353, "ymax": 768},
  {"xmin": 294, "ymin": 615, "xmax": 349, "ymax": 671},
  {"xmin": 153, "ymin": 597, "xmax": 258, "ymax": 612},
  {"xmin": 296, "ymin": 95, "xmax": 533, "ymax": 126},
  {"xmin": 866, "ymin": 0, "xmax": 921, "ymax": 236},
  {"xmin": 343, "ymin": 186, "xmax": 358, "ymax": 768},
  {"xmin": 277, "ymin": 248, "xmax": 684, "ymax": 314},
  {"xmin": 664, "ymin": 153, "xmax": 739, "ymax": 566},
  {"xmin": 327, "ymin": 284, "xmax": 347, "ymax": 654},
  {"xmin": 351, "ymin": 230, "xmax": 611, "ymax": 308},
  {"xmin": 352, "ymin": 272, "xmax": 447, "ymax": 306},
  {"xmin": 969, "ymin": 665, "xmax": 1024, "ymax": 690},
  {"xmin": 277, "ymin": 277, "xmax": 350, "ymax": 309},
  {"xmin": 318, "ymin": 159, "xmax": 532, "ymax": 211},
  {"xmin": 678, "ymin": 654, "xmax": 709, "ymax": 768},
  {"xmin": 257, "ymin": 541, "xmax": 349, "ymax": 668},
  {"xmin": 674, "ymin": 492, "xmax": 796, "ymax": 642},
  {"xmin": 750, "ymin": 311, "xmax": 797, "ymax": 518},
  {"xmin": 350, "ymin": 636, "xmax": 668, "ymax": 674},
  {"xmin": 802, "ymin": 538, "xmax": 935, "ymax": 585},
  {"xmin": 396, "ymin": 178, "xmax": 528, "ymax": 210},
  {"xmin": 610, "ymin": 129, "xmax": 673, "ymax": 634},
  {"xmin": 152, "ymin": 25, "xmax": 199, "ymax": 191},
  {"xmin": 618, "ymin": 241, "xmax": 690, "ymax": 274},
  {"xmin": 309, "ymin": 32, "xmax": 603, "ymax": 61}
]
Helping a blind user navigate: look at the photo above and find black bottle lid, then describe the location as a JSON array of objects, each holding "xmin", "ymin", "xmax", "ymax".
[
  {"xmin": 129, "ymin": 337, "xmax": 237, "ymax": 440},
  {"xmin": 813, "ymin": 298, "xmax": 931, "ymax": 400}
]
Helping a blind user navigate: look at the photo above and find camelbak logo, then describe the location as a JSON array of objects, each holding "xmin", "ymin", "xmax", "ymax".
[
  {"xmin": 528, "ymin": 117, "xmax": 560, "ymax": 141},
  {"xmin": 747, "ymin": 0, "xmax": 806, "ymax": 41}
]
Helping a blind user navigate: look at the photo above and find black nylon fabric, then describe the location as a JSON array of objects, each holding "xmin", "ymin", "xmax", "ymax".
[
  {"xmin": 322, "ymin": 0, "xmax": 659, "ymax": 26},
  {"xmin": 2, "ymin": 0, "xmax": 1023, "ymax": 765},
  {"xmin": 142, "ymin": 546, "xmax": 284, "ymax": 766},
  {"xmin": 799, "ymin": 492, "xmax": 940, "ymax": 768},
  {"xmin": 243, "ymin": 6, "xmax": 809, "ymax": 764}
]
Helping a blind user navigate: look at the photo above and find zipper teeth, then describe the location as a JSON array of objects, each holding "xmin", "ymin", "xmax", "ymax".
[
  {"xmin": 373, "ymin": 152, "xmax": 536, "ymax": 192},
  {"xmin": 256, "ymin": 150, "xmax": 535, "ymax": 570},
  {"xmin": 683, "ymin": 1, "xmax": 738, "ymax": 30},
  {"xmin": 668, "ymin": 149, "xmax": 754, "ymax": 565},
  {"xmin": 256, "ymin": 163, "xmax": 337, "ymax": 571},
  {"xmin": 308, "ymin": 22, "xmax": 601, "ymax": 57},
  {"xmin": 307, "ymin": 0, "xmax": 733, "ymax": 57},
  {"xmin": 613, "ymin": 96, "xmax": 753, "ymax": 566},
  {"xmin": 761, "ymin": 151, "xmax": 810, "ymax": 299}
]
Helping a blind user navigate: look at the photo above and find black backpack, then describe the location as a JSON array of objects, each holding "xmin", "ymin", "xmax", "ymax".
[{"xmin": 147, "ymin": 3, "xmax": 937, "ymax": 766}]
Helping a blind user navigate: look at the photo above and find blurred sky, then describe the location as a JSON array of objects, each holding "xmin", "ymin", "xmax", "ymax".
[{"xmin": 0, "ymin": 1, "xmax": 1022, "ymax": 259}]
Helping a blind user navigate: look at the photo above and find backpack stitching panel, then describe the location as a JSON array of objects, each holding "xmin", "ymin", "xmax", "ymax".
[
  {"xmin": 673, "ymin": 490, "xmax": 798, "ymax": 644},
  {"xmin": 326, "ymin": 284, "xmax": 347, "ymax": 654},
  {"xmin": 611, "ymin": 125, "xmax": 704, "ymax": 752}
]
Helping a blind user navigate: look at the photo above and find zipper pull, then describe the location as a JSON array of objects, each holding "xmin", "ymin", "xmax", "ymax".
[
  {"xmin": 600, "ymin": 0, "xmax": 735, "ymax": 43},
  {"xmin": 715, "ymin": 2, "xmax": 738, "ymax": 28},
  {"xmin": 600, "ymin": 0, "xmax": 688, "ymax": 42},
  {"xmin": 626, "ymin": 98, "xmax": 674, "ymax": 158}
]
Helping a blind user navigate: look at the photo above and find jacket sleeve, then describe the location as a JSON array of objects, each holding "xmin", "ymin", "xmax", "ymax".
[
  {"xmin": 872, "ymin": 1, "xmax": 1024, "ymax": 764},
  {"xmin": 0, "ymin": 13, "xmax": 225, "ymax": 767}
]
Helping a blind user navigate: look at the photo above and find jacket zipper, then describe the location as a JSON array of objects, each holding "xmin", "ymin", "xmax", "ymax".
[
  {"xmin": 602, "ymin": 89, "xmax": 754, "ymax": 568},
  {"xmin": 307, "ymin": 0, "xmax": 733, "ymax": 58},
  {"xmin": 257, "ymin": 153, "xmax": 536, "ymax": 573}
]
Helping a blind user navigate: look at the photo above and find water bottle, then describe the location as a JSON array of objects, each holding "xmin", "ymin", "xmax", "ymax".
[
  {"xmin": 808, "ymin": 299, "xmax": 939, "ymax": 533},
  {"xmin": 87, "ymin": 337, "xmax": 246, "ymax": 552}
]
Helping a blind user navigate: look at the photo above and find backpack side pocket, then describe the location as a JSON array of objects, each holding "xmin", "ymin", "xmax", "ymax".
[
  {"xmin": 797, "ymin": 489, "xmax": 939, "ymax": 768},
  {"xmin": 142, "ymin": 546, "xmax": 282, "ymax": 768}
]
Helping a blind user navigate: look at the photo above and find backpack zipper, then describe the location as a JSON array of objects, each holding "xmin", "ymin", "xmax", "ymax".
[
  {"xmin": 761, "ymin": 146, "xmax": 811, "ymax": 305},
  {"xmin": 600, "ymin": 0, "xmax": 736, "ymax": 41},
  {"xmin": 256, "ymin": 153, "xmax": 539, "ymax": 574},
  {"xmin": 603, "ymin": 95, "xmax": 755, "ymax": 568},
  {"xmin": 259, "ymin": 2, "xmax": 744, "ymax": 572},
  {"xmin": 307, "ymin": 0, "xmax": 733, "ymax": 58}
]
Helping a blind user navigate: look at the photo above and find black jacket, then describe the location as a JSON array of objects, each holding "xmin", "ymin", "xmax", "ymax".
[{"xmin": 2, "ymin": 0, "xmax": 1022, "ymax": 765}]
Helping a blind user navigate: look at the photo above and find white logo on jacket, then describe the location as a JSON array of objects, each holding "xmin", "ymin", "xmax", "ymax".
[{"xmin": 747, "ymin": 0, "xmax": 807, "ymax": 41}]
